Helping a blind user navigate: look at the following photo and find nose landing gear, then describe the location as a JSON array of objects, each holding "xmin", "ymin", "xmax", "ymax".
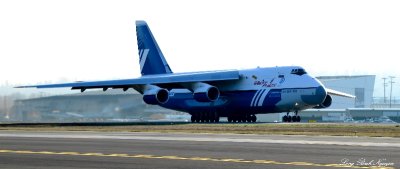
[{"xmin": 282, "ymin": 111, "xmax": 301, "ymax": 123}]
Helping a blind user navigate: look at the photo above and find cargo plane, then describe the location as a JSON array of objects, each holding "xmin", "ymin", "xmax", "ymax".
[{"xmin": 17, "ymin": 21, "xmax": 354, "ymax": 123}]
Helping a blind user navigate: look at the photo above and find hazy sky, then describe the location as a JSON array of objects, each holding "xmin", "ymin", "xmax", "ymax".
[{"xmin": 1, "ymin": 0, "xmax": 399, "ymax": 96}]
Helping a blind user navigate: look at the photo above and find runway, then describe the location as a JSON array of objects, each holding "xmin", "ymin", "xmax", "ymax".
[{"xmin": 0, "ymin": 131, "xmax": 398, "ymax": 169}]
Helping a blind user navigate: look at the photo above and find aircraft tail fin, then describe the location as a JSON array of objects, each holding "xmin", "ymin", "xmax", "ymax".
[{"xmin": 136, "ymin": 20, "xmax": 173, "ymax": 76}]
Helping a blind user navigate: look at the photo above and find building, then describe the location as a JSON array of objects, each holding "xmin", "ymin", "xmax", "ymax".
[
  {"xmin": 10, "ymin": 90, "xmax": 179, "ymax": 122},
  {"xmin": 317, "ymin": 75, "xmax": 375, "ymax": 108},
  {"xmin": 300, "ymin": 108, "xmax": 400, "ymax": 123}
]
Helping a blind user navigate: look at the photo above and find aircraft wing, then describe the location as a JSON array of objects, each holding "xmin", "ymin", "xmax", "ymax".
[
  {"xmin": 326, "ymin": 88, "xmax": 356, "ymax": 98},
  {"xmin": 16, "ymin": 70, "xmax": 240, "ymax": 91}
]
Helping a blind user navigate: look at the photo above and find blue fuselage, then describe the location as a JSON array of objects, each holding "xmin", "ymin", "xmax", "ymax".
[{"xmin": 159, "ymin": 66, "xmax": 327, "ymax": 117}]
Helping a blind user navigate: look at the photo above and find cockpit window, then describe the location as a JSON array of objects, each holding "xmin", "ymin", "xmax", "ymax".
[{"xmin": 291, "ymin": 68, "xmax": 307, "ymax": 76}]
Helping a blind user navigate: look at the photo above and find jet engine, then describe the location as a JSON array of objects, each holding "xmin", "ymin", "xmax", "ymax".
[
  {"xmin": 313, "ymin": 94, "xmax": 332, "ymax": 109},
  {"xmin": 192, "ymin": 83, "xmax": 220, "ymax": 102},
  {"xmin": 142, "ymin": 85, "xmax": 169, "ymax": 105}
]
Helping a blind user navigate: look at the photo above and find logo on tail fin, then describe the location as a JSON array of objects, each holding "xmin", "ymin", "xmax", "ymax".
[{"xmin": 139, "ymin": 49, "xmax": 150, "ymax": 72}]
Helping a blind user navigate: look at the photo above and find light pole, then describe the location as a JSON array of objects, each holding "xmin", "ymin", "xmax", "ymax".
[
  {"xmin": 383, "ymin": 77, "xmax": 387, "ymax": 104},
  {"xmin": 389, "ymin": 76, "xmax": 395, "ymax": 108}
]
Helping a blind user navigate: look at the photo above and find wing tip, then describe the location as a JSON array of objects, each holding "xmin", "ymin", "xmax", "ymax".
[
  {"xmin": 14, "ymin": 86, "xmax": 33, "ymax": 88},
  {"xmin": 326, "ymin": 88, "xmax": 356, "ymax": 98}
]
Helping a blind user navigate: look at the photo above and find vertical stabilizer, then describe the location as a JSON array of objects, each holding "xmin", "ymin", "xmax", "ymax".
[{"xmin": 136, "ymin": 20, "xmax": 173, "ymax": 75}]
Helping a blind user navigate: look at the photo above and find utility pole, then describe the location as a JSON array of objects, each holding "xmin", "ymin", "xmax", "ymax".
[
  {"xmin": 3, "ymin": 96, "xmax": 7, "ymax": 119},
  {"xmin": 383, "ymin": 77, "xmax": 387, "ymax": 104},
  {"xmin": 389, "ymin": 76, "xmax": 395, "ymax": 108}
]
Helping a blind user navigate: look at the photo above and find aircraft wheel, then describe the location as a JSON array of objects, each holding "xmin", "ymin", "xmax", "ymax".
[
  {"xmin": 211, "ymin": 115, "xmax": 216, "ymax": 123},
  {"xmin": 283, "ymin": 115, "xmax": 288, "ymax": 122},
  {"xmin": 206, "ymin": 113, "xmax": 211, "ymax": 123},
  {"xmin": 287, "ymin": 116, "xmax": 292, "ymax": 122},
  {"xmin": 200, "ymin": 114, "xmax": 205, "ymax": 123},
  {"xmin": 197, "ymin": 114, "xmax": 200, "ymax": 123},
  {"xmin": 297, "ymin": 116, "xmax": 301, "ymax": 122},
  {"xmin": 292, "ymin": 116, "xmax": 297, "ymax": 122},
  {"xmin": 192, "ymin": 114, "xmax": 197, "ymax": 123},
  {"xmin": 251, "ymin": 115, "xmax": 257, "ymax": 123},
  {"xmin": 215, "ymin": 114, "xmax": 220, "ymax": 123},
  {"xmin": 246, "ymin": 114, "xmax": 251, "ymax": 123},
  {"xmin": 191, "ymin": 115, "xmax": 195, "ymax": 123},
  {"xmin": 227, "ymin": 116, "xmax": 232, "ymax": 123},
  {"xmin": 212, "ymin": 112, "xmax": 219, "ymax": 123},
  {"xmin": 212, "ymin": 113, "xmax": 216, "ymax": 122},
  {"xmin": 240, "ymin": 117, "xmax": 245, "ymax": 123}
]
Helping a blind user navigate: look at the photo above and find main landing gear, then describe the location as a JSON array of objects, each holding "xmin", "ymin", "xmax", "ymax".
[
  {"xmin": 282, "ymin": 111, "xmax": 301, "ymax": 123},
  {"xmin": 191, "ymin": 112, "xmax": 220, "ymax": 123},
  {"xmin": 227, "ymin": 114, "xmax": 257, "ymax": 123},
  {"xmin": 190, "ymin": 113, "xmax": 257, "ymax": 123}
]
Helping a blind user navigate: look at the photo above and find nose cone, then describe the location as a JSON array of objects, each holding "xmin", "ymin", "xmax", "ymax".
[{"xmin": 301, "ymin": 86, "xmax": 327, "ymax": 105}]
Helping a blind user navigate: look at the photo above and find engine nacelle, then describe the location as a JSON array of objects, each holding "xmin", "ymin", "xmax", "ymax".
[
  {"xmin": 313, "ymin": 94, "xmax": 332, "ymax": 109},
  {"xmin": 192, "ymin": 83, "xmax": 220, "ymax": 102},
  {"xmin": 142, "ymin": 85, "xmax": 169, "ymax": 105}
]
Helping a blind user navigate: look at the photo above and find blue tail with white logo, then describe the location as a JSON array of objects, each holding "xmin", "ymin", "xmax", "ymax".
[{"xmin": 136, "ymin": 20, "xmax": 173, "ymax": 76}]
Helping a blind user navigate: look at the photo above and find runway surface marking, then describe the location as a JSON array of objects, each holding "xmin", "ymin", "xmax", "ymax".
[
  {"xmin": 1, "ymin": 132, "xmax": 399, "ymax": 147},
  {"xmin": 0, "ymin": 149, "xmax": 393, "ymax": 169}
]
